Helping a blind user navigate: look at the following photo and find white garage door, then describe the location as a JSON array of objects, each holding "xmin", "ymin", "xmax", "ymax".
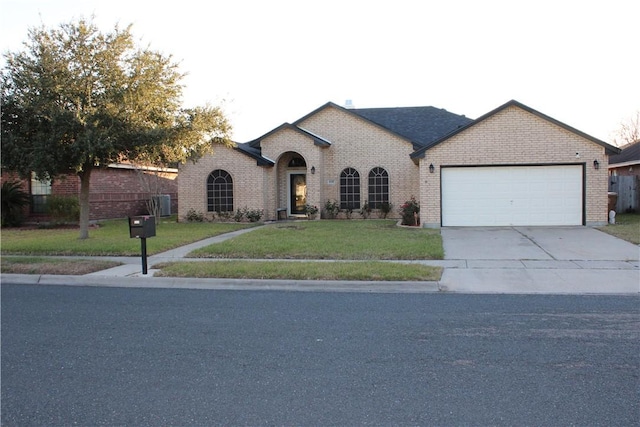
[{"xmin": 442, "ymin": 165, "xmax": 583, "ymax": 226}]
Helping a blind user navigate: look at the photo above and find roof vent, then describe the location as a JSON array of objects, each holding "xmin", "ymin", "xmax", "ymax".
[{"xmin": 344, "ymin": 99, "xmax": 355, "ymax": 109}]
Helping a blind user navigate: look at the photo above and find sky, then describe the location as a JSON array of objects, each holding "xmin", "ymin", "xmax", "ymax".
[{"xmin": 1, "ymin": 0, "xmax": 638, "ymax": 144}]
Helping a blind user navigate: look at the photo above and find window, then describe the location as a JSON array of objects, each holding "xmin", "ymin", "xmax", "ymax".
[
  {"xmin": 207, "ymin": 170, "xmax": 233, "ymax": 212},
  {"xmin": 30, "ymin": 172, "xmax": 51, "ymax": 214},
  {"xmin": 368, "ymin": 167, "xmax": 389, "ymax": 209},
  {"xmin": 340, "ymin": 167, "xmax": 360, "ymax": 209}
]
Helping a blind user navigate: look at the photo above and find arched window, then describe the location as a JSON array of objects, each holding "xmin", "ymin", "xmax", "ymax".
[
  {"xmin": 207, "ymin": 170, "xmax": 233, "ymax": 212},
  {"xmin": 368, "ymin": 167, "xmax": 389, "ymax": 209},
  {"xmin": 340, "ymin": 167, "xmax": 360, "ymax": 209}
]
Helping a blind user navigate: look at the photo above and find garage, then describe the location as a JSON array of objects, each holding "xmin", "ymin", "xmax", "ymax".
[{"xmin": 441, "ymin": 165, "xmax": 584, "ymax": 226}]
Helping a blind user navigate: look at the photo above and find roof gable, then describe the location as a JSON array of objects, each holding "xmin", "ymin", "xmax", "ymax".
[
  {"xmin": 293, "ymin": 102, "xmax": 420, "ymax": 147},
  {"xmin": 236, "ymin": 123, "xmax": 332, "ymax": 166},
  {"xmin": 411, "ymin": 100, "xmax": 621, "ymax": 160},
  {"xmin": 247, "ymin": 122, "xmax": 331, "ymax": 148}
]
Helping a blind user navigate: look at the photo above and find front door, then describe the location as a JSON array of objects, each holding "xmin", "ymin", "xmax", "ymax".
[{"xmin": 289, "ymin": 173, "xmax": 307, "ymax": 215}]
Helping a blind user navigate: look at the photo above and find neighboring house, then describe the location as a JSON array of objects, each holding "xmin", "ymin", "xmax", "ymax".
[
  {"xmin": 178, "ymin": 100, "xmax": 620, "ymax": 227},
  {"xmin": 608, "ymin": 141, "xmax": 640, "ymax": 212},
  {"xmin": 608, "ymin": 141, "xmax": 640, "ymax": 176},
  {"xmin": 1, "ymin": 164, "xmax": 177, "ymax": 222}
]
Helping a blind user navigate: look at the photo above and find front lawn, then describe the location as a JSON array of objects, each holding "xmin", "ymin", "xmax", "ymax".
[
  {"xmin": 1, "ymin": 219, "xmax": 444, "ymax": 279},
  {"xmin": 189, "ymin": 220, "xmax": 444, "ymax": 260},
  {"xmin": 0, "ymin": 218, "xmax": 255, "ymax": 256}
]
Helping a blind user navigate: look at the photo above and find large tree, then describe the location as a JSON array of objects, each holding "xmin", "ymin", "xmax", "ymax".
[
  {"xmin": 613, "ymin": 111, "xmax": 639, "ymax": 147},
  {"xmin": 1, "ymin": 19, "xmax": 232, "ymax": 238}
]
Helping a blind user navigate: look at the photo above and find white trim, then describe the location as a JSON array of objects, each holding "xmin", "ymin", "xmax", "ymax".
[{"xmin": 608, "ymin": 160, "xmax": 640, "ymax": 169}]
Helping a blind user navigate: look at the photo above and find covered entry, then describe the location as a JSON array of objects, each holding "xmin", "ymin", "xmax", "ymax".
[
  {"xmin": 277, "ymin": 152, "xmax": 309, "ymax": 218},
  {"xmin": 288, "ymin": 172, "xmax": 307, "ymax": 215},
  {"xmin": 441, "ymin": 165, "xmax": 584, "ymax": 226}
]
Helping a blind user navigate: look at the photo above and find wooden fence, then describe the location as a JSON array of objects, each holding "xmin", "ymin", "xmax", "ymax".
[{"xmin": 609, "ymin": 175, "xmax": 640, "ymax": 213}]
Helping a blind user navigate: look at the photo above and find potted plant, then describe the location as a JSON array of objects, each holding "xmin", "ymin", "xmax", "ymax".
[{"xmin": 304, "ymin": 203, "xmax": 319, "ymax": 220}]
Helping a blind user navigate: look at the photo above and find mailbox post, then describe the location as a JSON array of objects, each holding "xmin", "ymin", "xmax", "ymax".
[{"xmin": 128, "ymin": 216, "xmax": 156, "ymax": 274}]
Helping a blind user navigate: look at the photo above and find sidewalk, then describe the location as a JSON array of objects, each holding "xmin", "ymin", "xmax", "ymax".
[{"xmin": 2, "ymin": 225, "xmax": 639, "ymax": 295}]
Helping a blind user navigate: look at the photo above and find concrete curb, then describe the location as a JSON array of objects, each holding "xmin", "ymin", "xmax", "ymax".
[
  {"xmin": 0, "ymin": 274, "xmax": 442, "ymax": 294},
  {"xmin": 3, "ymin": 272, "xmax": 638, "ymax": 295}
]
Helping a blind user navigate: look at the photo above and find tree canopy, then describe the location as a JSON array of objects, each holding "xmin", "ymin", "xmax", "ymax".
[{"xmin": 1, "ymin": 18, "xmax": 232, "ymax": 238}]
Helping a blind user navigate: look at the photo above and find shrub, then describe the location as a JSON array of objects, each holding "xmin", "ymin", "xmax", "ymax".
[
  {"xmin": 360, "ymin": 200, "xmax": 372, "ymax": 219},
  {"xmin": 343, "ymin": 204, "xmax": 355, "ymax": 219},
  {"xmin": 378, "ymin": 201, "xmax": 393, "ymax": 219},
  {"xmin": 400, "ymin": 196, "xmax": 420, "ymax": 226},
  {"xmin": 185, "ymin": 208, "xmax": 204, "ymax": 222},
  {"xmin": 304, "ymin": 203, "xmax": 318, "ymax": 215},
  {"xmin": 217, "ymin": 210, "xmax": 232, "ymax": 221},
  {"xmin": 1, "ymin": 181, "xmax": 30, "ymax": 227},
  {"xmin": 324, "ymin": 200, "xmax": 339, "ymax": 219},
  {"xmin": 47, "ymin": 195, "xmax": 80, "ymax": 223},
  {"xmin": 245, "ymin": 208, "xmax": 264, "ymax": 222},
  {"xmin": 234, "ymin": 208, "xmax": 245, "ymax": 222},
  {"xmin": 304, "ymin": 203, "xmax": 319, "ymax": 219}
]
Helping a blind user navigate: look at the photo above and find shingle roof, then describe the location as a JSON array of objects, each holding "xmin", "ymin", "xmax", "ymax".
[
  {"xmin": 233, "ymin": 143, "xmax": 274, "ymax": 166},
  {"xmin": 609, "ymin": 141, "xmax": 640, "ymax": 165},
  {"xmin": 351, "ymin": 106, "xmax": 473, "ymax": 148}
]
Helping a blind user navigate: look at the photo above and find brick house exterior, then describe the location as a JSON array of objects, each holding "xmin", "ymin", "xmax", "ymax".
[
  {"xmin": 1, "ymin": 164, "xmax": 177, "ymax": 222},
  {"xmin": 178, "ymin": 100, "xmax": 620, "ymax": 227}
]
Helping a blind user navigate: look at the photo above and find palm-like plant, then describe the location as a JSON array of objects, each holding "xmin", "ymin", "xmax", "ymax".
[{"xmin": 1, "ymin": 180, "xmax": 30, "ymax": 227}]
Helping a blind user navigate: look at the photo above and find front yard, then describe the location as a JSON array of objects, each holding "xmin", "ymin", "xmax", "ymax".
[{"xmin": 1, "ymin": 219, "xmax": 443, "ymax": 280}]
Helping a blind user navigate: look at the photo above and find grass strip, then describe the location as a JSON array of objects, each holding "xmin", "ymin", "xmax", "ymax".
[
  {"xmin": 154, "ymin": 260, "xmax": 442, "ymax": 281},
  {"xmin": 1, "ymin": 257, "xmax": 122, "ymax": 275}
]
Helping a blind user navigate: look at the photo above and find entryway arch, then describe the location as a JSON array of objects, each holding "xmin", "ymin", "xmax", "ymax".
[{"xmin": 276, "ymin": 152, "xmax": 308, "ymax": 217}]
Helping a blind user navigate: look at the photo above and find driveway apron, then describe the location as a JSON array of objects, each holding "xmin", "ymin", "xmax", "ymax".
[
  {"xmin": 440, "ymin": 226, "xmax": 639, "ymax": 294},
  {"xmin": 441, "ymin": 226, "xmax": 639, "ymax": 262}
]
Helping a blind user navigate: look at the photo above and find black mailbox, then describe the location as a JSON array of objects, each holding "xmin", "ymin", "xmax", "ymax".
[{"xmin": 129, "ymin": 216, "xmax": 156, "ymax": 238}]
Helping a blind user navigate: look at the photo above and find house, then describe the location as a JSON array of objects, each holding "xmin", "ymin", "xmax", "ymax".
[
  {"xmin": 1, "ymin": 163, "xmax": 177, "ymax": 222},
  {"xmin": 178, "ymin": 100, "xmax": 620, "ymax": 227},
  {"xmin": 608, "ymin": 141, "xmax": 640, "ymax": 212},
  {"xmin": 608, "ymin": 141, "xmax": 640, "ymax": 176}
]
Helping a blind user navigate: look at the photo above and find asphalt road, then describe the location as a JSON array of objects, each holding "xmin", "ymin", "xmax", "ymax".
[{"xmin": 2, "ymin": 284, "xmax": 639, "ymax": 426}]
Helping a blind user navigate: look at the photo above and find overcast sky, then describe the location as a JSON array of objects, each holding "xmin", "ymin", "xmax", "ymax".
[{"xmin": 1, "ymin": 0, "xmax": 638, "ymax": 144}]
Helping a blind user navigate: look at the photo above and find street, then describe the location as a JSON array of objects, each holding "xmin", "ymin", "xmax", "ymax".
[{"xmin": 2, "ymin": 284, "xmax": 639, "ymax": 426}]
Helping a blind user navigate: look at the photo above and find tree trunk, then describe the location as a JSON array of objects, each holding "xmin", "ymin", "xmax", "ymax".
[{"xmin": 78, "ymin": 166, "xmax": 92, "ymax": 239}]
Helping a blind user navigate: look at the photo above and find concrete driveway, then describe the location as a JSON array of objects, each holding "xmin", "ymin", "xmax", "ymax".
[
  {"xmin": 440, "ymin": 227, "xmax": 639, "ymax": 294},
  {"xmin": 442, "ymin": 226, "xmax": 639, "ymax": 262}
]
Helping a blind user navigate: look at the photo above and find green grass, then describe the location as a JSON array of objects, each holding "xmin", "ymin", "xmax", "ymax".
[
  {"xmin": 0, "ymin": 218, "xmax": 256, "ymax": 256},
  {"xmin": 189, "ymin": 220, "xmax": 444, "ymax": 260},
  {"xmin": 154, "ymin": 260, "xmax": 442, "ymax": 281},
  {"xmin": 597, "ymin": 213, "xmax": 640, "ymax": 244}
]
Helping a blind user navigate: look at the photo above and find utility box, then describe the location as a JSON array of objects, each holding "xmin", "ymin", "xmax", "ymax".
[{"xmin": 129, "ymin": 216, "xmax": 156, "ymax": 238}]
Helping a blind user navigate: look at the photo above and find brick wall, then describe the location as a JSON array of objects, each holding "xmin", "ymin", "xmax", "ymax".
[
  {"xmin": 178, "ymin": 145, "xmax": 266, "ymax": 221},
  {"xmin": 1, "ymin": 167, "xmax": 178, "ymax": 222},
  {"xmin": 295, "ymin": 106, "xmax": 419, "ymax": 219},
  {"xmin": 418, "ymin": 105, "xmax": 610, "ymax": 226},
  {"xmin": 178, "ymin": 106, "xmax": 421, "ymax": 222}
]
